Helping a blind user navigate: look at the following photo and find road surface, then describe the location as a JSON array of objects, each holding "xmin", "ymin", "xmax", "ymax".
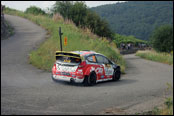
[{"xmin": 1, "ymin": 15, "xmax": 173, "ymax": 115}]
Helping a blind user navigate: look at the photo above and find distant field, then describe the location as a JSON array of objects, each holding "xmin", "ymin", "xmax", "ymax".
[
  {"xmin": 136, "ymin": 50, "xmax": 173, "ymax": 65},
  {"xmin": 4, "ymin": 7, "xmax": 125, "ymax": 73}
]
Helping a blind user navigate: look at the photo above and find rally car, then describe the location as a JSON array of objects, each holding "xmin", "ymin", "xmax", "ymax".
[{"xmin": 52, "ymin": 50, "xmax": 121, "ymax": 86}]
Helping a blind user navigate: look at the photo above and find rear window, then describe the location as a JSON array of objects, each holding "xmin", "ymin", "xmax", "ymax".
[{"xmin": 56, "ymin": 56, "xmax": 81, "ymax": 64}]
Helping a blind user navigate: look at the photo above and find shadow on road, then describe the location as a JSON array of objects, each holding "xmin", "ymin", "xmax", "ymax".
[{"xmin": 52, "ymin": 79, "xmax": 138, "ymax": 88}]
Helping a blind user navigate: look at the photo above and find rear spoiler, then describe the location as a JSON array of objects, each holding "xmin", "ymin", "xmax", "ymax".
[{"xmin": 55, "ymin": 51, "xmax": 81, "ymax": 59}]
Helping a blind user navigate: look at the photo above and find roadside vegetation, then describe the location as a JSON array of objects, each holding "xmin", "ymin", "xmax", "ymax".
[
  {"xmin": 1, "ymin": 16, "xmax": 14, "ymax": 39},
  {"xmin": 136, "ymin": 50, "xmax": 173, "ymax": 65},
  {"xmin": 149, "ymin": 25, "xmax": 173, "ymax": 53},
  {"xmin": 136, "ymin": 98, "xmax": 173, "ymax": 115},
  {"xmin": 136, "ymin": 24, "xmax": 173, "ymax": 65},
  {"xmin": 136, "ymin": 83, "xmax": 173, "ymax": 115},
  {"xmin": 113, "ymin": 33, "xmax": 148, "ymax": 48},
  {"xmin": 25, "ymin": 6, "xmax": 46, "ymax": 15},
  {"xmin": 51, "ymin": 1, "xmax": 114, "ymax": 40},
  {"xmin": 4, "ymin": 6, "xmax": 125, "ymax": 73}
]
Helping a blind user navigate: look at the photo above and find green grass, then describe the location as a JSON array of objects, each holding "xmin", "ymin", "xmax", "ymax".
[
  {"xmin": 136, "ymin": 105, "xmax": 173, "ymax": 115},
  {"xmin": 136, "ymin": 50, "xmax": 173, "ymax": 65},
  {"xmin": 4, "ymin": 7, "xmax": 125, "ymax": 73}
]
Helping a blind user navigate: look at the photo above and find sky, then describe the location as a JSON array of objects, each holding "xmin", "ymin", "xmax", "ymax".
[{"xmin": 1, "ymin": 1, "xmax": 125, "ymax": 12}]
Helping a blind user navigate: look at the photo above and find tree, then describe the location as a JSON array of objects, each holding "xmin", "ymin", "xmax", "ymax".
[
  {"xmin": 150, "ymin": 25, "xmax": 173, "ymax": 52},
  {"xmin": 51, "ymin": 1, "xmax": 73, "ymax": 20},
  {"xmin": 70, "ymin": 1, "xmax": 87, "ymax": 27},
  {"xmin": 91, "ymin": 1, "xmax": 173, "ymax": 40},
  {"xmin": 51, "ymin": 1, "xmax": 114, "ymax": 40},
  {"xmin": 25, "ymin": 6, "xmax": 46, "ymax": 15}
]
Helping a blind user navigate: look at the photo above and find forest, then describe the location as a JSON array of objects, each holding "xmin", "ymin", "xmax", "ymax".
[{"xmin": 91, "ymin": 1, "xmax": 173, "ymax": 40}]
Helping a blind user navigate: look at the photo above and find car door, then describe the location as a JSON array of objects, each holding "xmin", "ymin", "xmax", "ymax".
[
  {"xmin": 102, "ymin": 57, "xmax": 114, "ymax": 77},
  {"xmin": 95, "ymin": 55, "xmax": 105, "ymax": 79},
  {"xmin": 96, "ymin": 55, "xmax": 114, "ymax": 79}
]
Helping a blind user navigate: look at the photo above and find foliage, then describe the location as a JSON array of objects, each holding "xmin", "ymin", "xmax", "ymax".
[
  {"xmin": 51, "ymin": 1, "xmax": 73, "ymax": 19},
  {"xmin": 70, "ymin": 2, "xmax": 87, "ymax": 27},
  {"xmin": 136, "ymin": 50, "xmax": 173, "ymax": 65},
  {"xmin": 25, "ymin": 6, "xmax": 46, "ymax": 15},
  {"xmin": 113, "ymin": 33, "xmax": 148, "ymax": 47},
  {"xmin": 91, "ymin": 1, "xmax": 173, "ymax": 40},
  {"xmin": 150, "ymin": 25, "xmax": 173, "ymax": 53},
  {"xmin": 4, "ymin": 7, "xmax": 125, "ymax": 73},
  {"xmin": 51, "ymin": 1, "xmax": 113, "ymax": 39}
]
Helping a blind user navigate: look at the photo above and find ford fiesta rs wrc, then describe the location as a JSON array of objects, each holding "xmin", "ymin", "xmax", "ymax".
[{"xmin": 52, "ymin": 51, "xmax": 121, "ymax": 86}]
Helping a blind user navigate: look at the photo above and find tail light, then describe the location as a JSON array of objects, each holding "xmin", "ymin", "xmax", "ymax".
[
  {"xmin": 78, "ymin": 61, "xmax": 86, "ymax": 68},
  {"xmin": 52, "ymin": 63, "xmax": 57, "ymax": 75},
  {"xmin": 53, "ymin": 63, "xmax": 56, "ymax": 70}
]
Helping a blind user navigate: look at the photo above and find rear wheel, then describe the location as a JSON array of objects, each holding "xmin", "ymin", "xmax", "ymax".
[
  {"xmin": 84, "ymin": 72, "xmax": 97, "ymax": 86},
  {"xmin": 113, "ymin": 69, "xmax": 121, "ymax": 81}
]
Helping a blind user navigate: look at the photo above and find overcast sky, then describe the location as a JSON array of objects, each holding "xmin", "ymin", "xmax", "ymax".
[{"xmin": 1, "ymin": 1, "xmax": 125, "ymax": 11}]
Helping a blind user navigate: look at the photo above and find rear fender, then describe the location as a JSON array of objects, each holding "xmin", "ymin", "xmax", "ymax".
[{"xmin": 83, "ymin": 66, "xmax": 96, "ymax": 76}]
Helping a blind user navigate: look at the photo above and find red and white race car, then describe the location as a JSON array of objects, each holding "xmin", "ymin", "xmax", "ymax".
[{"xmin": 52, "ymin": 50, "xmax": 121, "ymax": 86}]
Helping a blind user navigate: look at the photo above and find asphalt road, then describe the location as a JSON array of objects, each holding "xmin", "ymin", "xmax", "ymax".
[{"xmin": 1, "ymin": 15, "xmax": 173, "ymax": 115}]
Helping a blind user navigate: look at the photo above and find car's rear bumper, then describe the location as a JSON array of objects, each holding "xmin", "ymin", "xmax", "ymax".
[{"xmin": 52, "ymin": 74, "xmax": 84, "ymax": 83}]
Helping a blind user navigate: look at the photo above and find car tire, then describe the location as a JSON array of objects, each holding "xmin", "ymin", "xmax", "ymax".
[
  {"xmin": 84, "ymin": 72, "xmax": 97, "ymax": 86},
  {"xmin": 113, "ymin": 69, "xmax": 121, "ymax": 81}
]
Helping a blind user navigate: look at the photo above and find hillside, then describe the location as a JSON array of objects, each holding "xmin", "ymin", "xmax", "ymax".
[
  {"xmin": 4, "ymin": 7, "xmax": 125, "ymax": 72},
  {"xmin": 91, "ymin": 1, "xmax": 173, "ymax": 40}
]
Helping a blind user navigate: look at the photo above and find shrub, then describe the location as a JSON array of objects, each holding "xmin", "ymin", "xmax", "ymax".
[
  {"xmin": 25, "ymin": 6, "xmax": 46, "ymax": 15},
  {"xmin": 150, "ymin": 25, "xmax": 173, "ymax": 53}
]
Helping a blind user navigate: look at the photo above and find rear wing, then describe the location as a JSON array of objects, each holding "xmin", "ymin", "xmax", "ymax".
[{"xmin": 55, "ymin": 51, "xmax": 81, "ymax": 59}]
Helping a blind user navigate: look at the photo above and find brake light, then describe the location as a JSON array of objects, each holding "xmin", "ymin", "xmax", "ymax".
[
  {"xmin": 53, "ymin": 63, "xmax": 56, "ymax": 70},
  {"xmin": 78, "ymin": 61, "xmax": 86, "ymax": 68}
]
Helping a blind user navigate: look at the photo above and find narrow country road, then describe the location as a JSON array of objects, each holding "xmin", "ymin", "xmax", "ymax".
[{"xmin": 1, "ymin": 15, "xmax": 173, "ymax": 115}]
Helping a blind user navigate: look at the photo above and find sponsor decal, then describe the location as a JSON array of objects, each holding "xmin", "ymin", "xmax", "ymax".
[
  {"xmin": 77, "ymin": 69, "xmax": 83, "ymax": 75},
  {"xmin": 64, "ymin": 59, "xmax": 71, "ymax": 63},
  {"xmin": 78, "ymin": 69, "xmax": 83, "ymax": 72},
  {"xmin": 90, "ymin": 67, "xmax": 95, "ymax": 72},
  {"xmin": 101, "ymin": 75, "xmax": 104, "ymax": 78},
  {"xmin": 61, "ymin": 72, "xmax": 70, "ymax": 76},
  {"xmin": 103, "ymin": 64, "xmax": 114, "ymax": 76},
  {"xmin": 105, "ymin": 64, "xmax": 111, "ymax": 68},
  {"xmin": 57, "ymin": 65, "xmax": 78, "ymax": 72},
  {"xmin": 95, "ymin": 67, "xmax": 103, "ymax": 74}
]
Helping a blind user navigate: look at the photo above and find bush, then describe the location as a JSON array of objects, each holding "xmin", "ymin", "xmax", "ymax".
[
  {"xmin": 136, "ymin": 50, "xmax": 173, "ymax": 65},
  {"xmin": 51, "ymin": 1, "xmax": 114, "ymax": 40},
  {"xmin": 25, "ymin": 6, "xmax": 46, "ymax": 15},
  {"xmin": 150, "ymin": 25, "xmax": 173, "ymax": 53}
]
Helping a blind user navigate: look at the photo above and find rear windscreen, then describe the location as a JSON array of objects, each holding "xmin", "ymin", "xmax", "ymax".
[{"xmin": 56, "ymin": 56, "xmax": 81, "ymax": 64}]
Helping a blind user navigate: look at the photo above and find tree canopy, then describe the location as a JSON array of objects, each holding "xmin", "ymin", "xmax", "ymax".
[
  {"xmin": 91, "ymin": 1, "xmax": 173, "ymax": 40},
  {"xmin": 25, "ymin": 6, "xmax": 46, "ymax": 15},
  {"xmin": 150, "ymin": 25, "xmax": 173, "ymax": 53},
  {"xmin": 51, "ymin": 1, "xmax": 114, "ymax": 40}
]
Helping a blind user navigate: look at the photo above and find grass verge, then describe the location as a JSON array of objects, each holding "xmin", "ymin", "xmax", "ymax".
[
  {"xmin": 4, "ymin": 7, "xmax": 125, "ymax": 73},
  {"xmin": 1, "ymin": 18, "xmax": 14, "ymax": 39},
  {"xmin": 136, "ymin": 50, "xmax": 173, "ymax": 65}
]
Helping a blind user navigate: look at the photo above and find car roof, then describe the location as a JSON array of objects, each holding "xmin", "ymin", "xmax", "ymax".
[{"xmin": 71, "ymin": 51, "xmax": 102, "ymax": 57}]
